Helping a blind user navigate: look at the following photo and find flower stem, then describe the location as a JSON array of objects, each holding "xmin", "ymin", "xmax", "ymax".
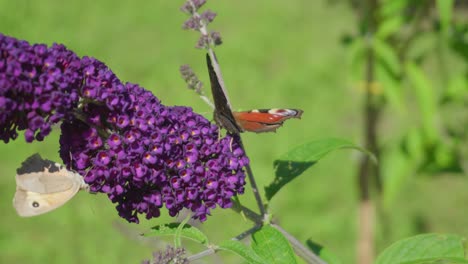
[
  {"xmin": 272, "ymin": 224, "xmax": 328, "ymax": 264},
  {"xmin": 230, "ymin": 204, "xmax": 327, "ymax": 264},
  {"xmin": 237, "ymin": 137, "xmax": 267, "ymax": 216}
]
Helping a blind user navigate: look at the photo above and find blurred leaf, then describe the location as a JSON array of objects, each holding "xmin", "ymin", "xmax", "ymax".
[
  {"xmin": 444, "ymin": 74, "xmax": 468, "ymax": 103},
  {"xmin": 435, "ymin": 144, "xmax": 456, "ymax": 170},
  {"xmin": 266, "ymin": 138, "xmax": 375, "ymax": 201},
  {"xmin": 419, "ymin": 142, "xmax": 462, "ymax": 174},
  {"xmin": 405, "ymin": 62, "xmax": 437, "ymax": 143},
  {"xmin": 377, "ymin": 16, "xmax": 404, "ymax": 39},
  {"xmin": 145, "ymin": 223, "xmax": 208, "ymax": 245},
  {"xmin": 436, "ymin": 0, "xmax": 454, "ymax": 36},
  {"xmin": 405, "ymin": 128, "xmax": 425, "ymax": 162},
  {"xmin": 252, "ymin": 225, "xmax": 297, "ymax": 264},
  {"xmin": 375, "ymin": 233, "xmax": 468, "ymax": 264},
  {"xmin": 382, "ymin": 144, "xmax": 413, "ymax": 207},
  {"xmin": 407, "ymin": 31, "xmax": 438, "ymax": 61},
  {"xmin": 376, "ymin": 59, "xmax": 405, "ymax": 113},
  {"xmin": 374, "ymin": 38, "xmax": 401, "ymax": 75},
  {"xmin": 450, "ymin": 24, "xmax": 468, "ymax": 61},
  {"xmin": 218, "ymin": 240, "xmax": 268, "ymax": 264},
  {"xmin": 380, "ymin": 0, "xmax": 409, "ymax": 18},
  {"xmin": 306, "ymin": 239, "xmax": 343, "ymax": 264}
]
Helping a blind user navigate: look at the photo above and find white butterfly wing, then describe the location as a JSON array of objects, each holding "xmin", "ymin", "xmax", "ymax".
[
  {"xmin": 13, "ymin": 186, "xmax": 80, "ymax": 217},
  {"xmin": 13, "ymin": 154, "xmax": 87, "ymax": 217}
]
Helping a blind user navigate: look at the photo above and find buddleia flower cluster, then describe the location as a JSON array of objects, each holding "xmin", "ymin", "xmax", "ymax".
[
  {"xmin": 142, "ymin": 246, "xmax": 189, "ymax": 264},
  {"xmin": 0, "ymin": 33, "xmax": 249, "ymax": 223},
  {"xmin": 181, "ymin": 0, "xmax": 222, "ymax": 49}
]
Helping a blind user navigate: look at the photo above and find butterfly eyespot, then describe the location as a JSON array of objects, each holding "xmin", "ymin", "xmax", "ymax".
[{"xmin": 32, "ymin": 201, "xmax": 40, "ymax": 208}]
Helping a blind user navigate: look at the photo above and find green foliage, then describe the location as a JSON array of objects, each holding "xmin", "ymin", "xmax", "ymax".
[
  {"xmin": 405, "ymin": 62, "xmax": 438, "ymax": 143},
  {"xmin": 265, "ymin": 138, "xmax": 374, "ymax": 201},
  {"xmin": 306, "ymin": 239, "xmax": 343, "ymax": 264},
  {"xmin": 436, "ymin": 0, "xmax": 454, "ymax": 36},
  {"xmin": 381, "ymin": 143, "xmax": 413, "ymax": 207},
  {"xmin": 374, "ymin": 38, "xmax": 401, "ymax": 75},
  {"xmin": 375, "ymin": 234, "xmax": 468, "ymax": 264},
  {"xmin": 251, "ymin": 225, "xmax": 297, "ymax": 264},
  {"xmin": 217, "ymin": 240, "xmax": 267, "ymax": 264},
  {"xmin": 145, "ymin": 223, "xmax": 209, "ymax": 246}
]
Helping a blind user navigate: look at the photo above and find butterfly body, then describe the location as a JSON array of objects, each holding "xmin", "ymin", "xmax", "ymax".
[
  {"xmin": 206, "ymin": 53, "xmax": 302, "ymax": 133},
  {"xmin": 13, "ymin": 154, "xmax": 88, "ymax": 217}
]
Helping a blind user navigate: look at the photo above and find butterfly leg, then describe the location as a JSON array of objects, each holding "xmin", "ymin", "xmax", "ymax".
[
  {"xmin": 69, "ymin": 151, "xmax": 73, "ymax": 170},
  {"xmin": 229, "ymin": 136, "xmax": 234, "ymax": 152},
  {"xmin": 217, "ymin": 129, "xmax": 222, "ymax": 141}
]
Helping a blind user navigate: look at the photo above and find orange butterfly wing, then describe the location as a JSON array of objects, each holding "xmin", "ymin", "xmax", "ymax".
[{"xmin": 233, "ymin": 109, "xmax": 303, "ymax": 133}]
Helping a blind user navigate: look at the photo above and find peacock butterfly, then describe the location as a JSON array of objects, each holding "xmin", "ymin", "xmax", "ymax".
[{"xmin": 206, "ymin": 52, "xmax": 302, "ymax": 133}]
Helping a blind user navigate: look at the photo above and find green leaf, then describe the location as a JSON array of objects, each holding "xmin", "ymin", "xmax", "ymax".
[
  {"xmin": 252, "ymin": 225, "xmax": 297, "ymax": 264},
  {"xmin": 376, "ymin": 59, "xmax": 405, "ymax": 113},
  {"xmin": 405, "ymin": 62, "xmax": 438, "ymax": 143},
  {"xmin": 404, "ymin": 128, "xmax": 425, "ymax": 162},
  {"xmin": 377, "ymin": 16, "xmax": 404, "ymax": 39},
  {"xmin": 374, "ymin": 38, "xmax": 401, "ymax": 75},
  {"xmin": 436, "ymin": 0, "xmax": 454, "ymax": 36},
  {"xmin": 144, "ymin": 223, "xmax": 209, "ymax": 245},
  {"xmin": 406, "ymin": 31, "xmax": 437, "ymax": 61},
  {"xmin": 445, "ymin": 74, "xmax": 468, "ymax": 102},
  {"xmin": 266, "ymin": 138, "xmax": 374, "ymax": 201},
  {"xmin": 382, "ymin": 143, "xmax": 413, "ymax": 207},
  {"xmin": 375, "ymin": 233, "xmax": 468, "ymax": 264},
  {"xmin": 380, "ymin": 0, "xmax": 409, "ymax": 18},
  {"xmin": 306, "ymin": 239, "xmax": 343, "ymax": 264},
  {"xmin": 218, "ymin": 240, "xmax": 268, "ymax": 264}
]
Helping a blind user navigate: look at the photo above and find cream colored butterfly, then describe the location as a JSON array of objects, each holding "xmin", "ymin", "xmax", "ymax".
[{"xmin": 13, "ymin": 153, "xmax": 88, "ymax": 217}]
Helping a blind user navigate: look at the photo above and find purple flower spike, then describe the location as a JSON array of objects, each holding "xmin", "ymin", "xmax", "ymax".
[
  {"xmin": 0, "ymin": 34, "xmax": 82, "ymax": 143},
  {"xmin": 1, "ymin": 33, "xmax": 249, "ymax": 223}
]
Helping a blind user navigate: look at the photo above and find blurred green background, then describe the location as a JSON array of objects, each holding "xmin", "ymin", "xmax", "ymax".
[{"xmin": 0, "ymin": 0, "xmax": 467, "ymax": 263}]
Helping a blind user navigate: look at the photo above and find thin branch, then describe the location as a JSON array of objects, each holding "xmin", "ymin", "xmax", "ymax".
[
  {"xmin": 356, "ymin": 0, "xmax": 379, "ymax": 263},
  {"xmin": 231, "ymin": 201, "xmax": 263, "ymax": 223},
  {"xmin": 187, "ymin": 247, "xmax": 216, "ymax": 262},
  {"xmin": 271, "ymin": 224, "xmax": 328, "ymax": 264},
  {"xmin": 187, "ymin": 225, "xmax": 261, "ymax": 262},
  {"xmin": 200, "ymin": 95, "xmax": 215, "ymax": 109},
  {"xmin": 234, "ymin": 225, "xmax": 262, "ymax": 241},
  {"xmin": 237, "ymin": 137, "xmax": 267, "ymax": 216},
  {"xmin": 230, "ymin": 204, "xmax": 327, "ymax": 264}
]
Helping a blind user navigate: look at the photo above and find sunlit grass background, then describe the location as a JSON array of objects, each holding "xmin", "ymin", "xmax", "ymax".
[{"xmin": 0, "ymin": 1, "xmax": 467, "ymax": 263}]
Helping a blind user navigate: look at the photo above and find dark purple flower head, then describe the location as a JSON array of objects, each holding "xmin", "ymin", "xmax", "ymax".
[
  {"xmin": 0, "ymin": 34, "xmax": 82, "ymax": 143},
  {"xmin": 59, "ymin": 84, "xmax": 248, "ymax": 222},
  {"xmin": 0, "ymin": 33, "xmax": 248, "ymax": 223}
]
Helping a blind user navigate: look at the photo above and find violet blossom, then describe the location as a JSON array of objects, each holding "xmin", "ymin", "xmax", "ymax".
[{"xmin": 0, "ymin": 33, "xmax": 249, "ymax": 223}]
